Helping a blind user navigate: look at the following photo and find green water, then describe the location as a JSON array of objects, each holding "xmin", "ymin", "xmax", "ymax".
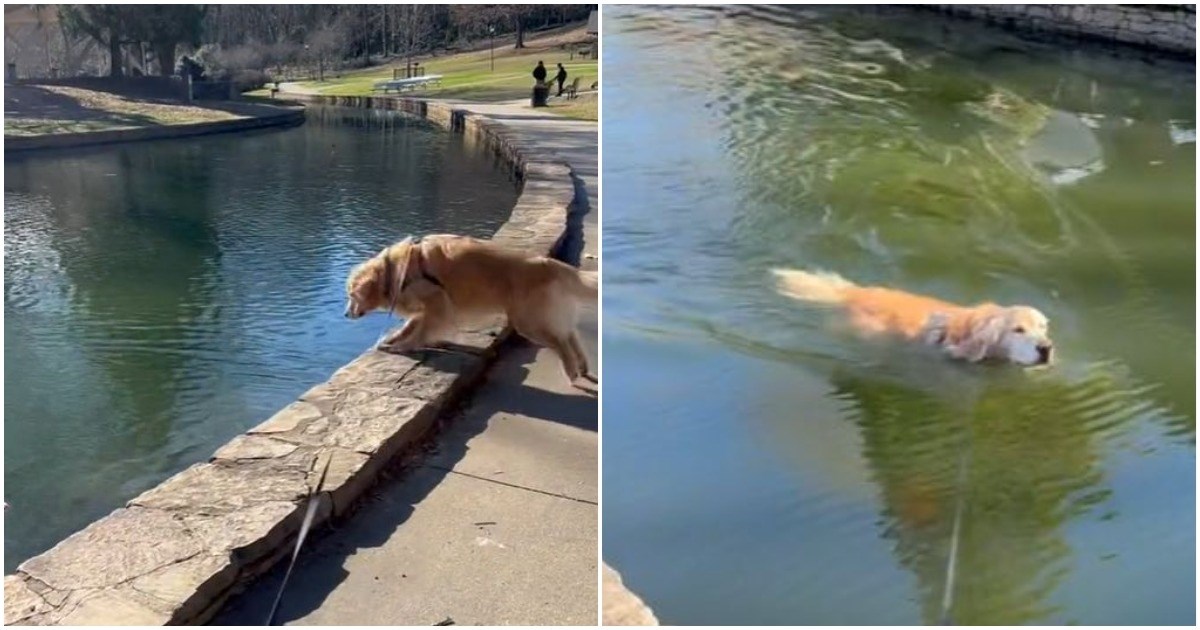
[
  {"xmin": 603, "ymin": 6, "xmax": 1194, "ymax": 625},
  {"xmin": 4, "ymin": 106, "xmax": 517, "ymax": 571}
]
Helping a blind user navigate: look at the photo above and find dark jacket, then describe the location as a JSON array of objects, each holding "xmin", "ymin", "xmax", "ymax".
[
  {"xmin": 533, "ymin": 63, "xmax": 547, "ymax": 82},
  {"xmin": 555, "ymin": 65, "xmax": 568, "ymax": 83}
]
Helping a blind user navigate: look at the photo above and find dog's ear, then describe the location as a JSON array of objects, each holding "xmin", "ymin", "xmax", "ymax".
[
  {"xmin": 347, "ymin": 258, "xmax": 377, "ymax": 290},
  {"xmin": 948, "ymin": 311, "xmax": 1006, "ymax": 362}
]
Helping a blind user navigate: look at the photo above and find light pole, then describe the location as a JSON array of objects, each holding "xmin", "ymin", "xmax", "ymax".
[{"xmin": 489, "ymin": 25, "xmax": 495, "ymax": 72}]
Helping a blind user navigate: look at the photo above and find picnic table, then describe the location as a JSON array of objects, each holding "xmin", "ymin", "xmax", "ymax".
[{"xmin": 372, "ymin": 75, "xmax": 443, "ymax": 93}]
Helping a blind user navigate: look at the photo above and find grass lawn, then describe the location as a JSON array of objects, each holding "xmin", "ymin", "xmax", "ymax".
[
  {"xmin": 544, "ymin": 93, "xmax": 597, "ymax": 121},
  {"xmin": 4, "ymin": 84, "xmax": 247, "ymax": 137},
  {"xmin": 295, "ymin": 27, "xmax": 598, "ymax": 105}
]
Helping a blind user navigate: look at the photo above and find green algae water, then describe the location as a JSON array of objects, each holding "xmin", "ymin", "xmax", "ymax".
[
  {"xmin": 4, "ymin": 106, "xmax": 517, "ymax": 571},
  {"xmin": 603, "ymin": 6, "xmax": 1194, "ymax": 625}
]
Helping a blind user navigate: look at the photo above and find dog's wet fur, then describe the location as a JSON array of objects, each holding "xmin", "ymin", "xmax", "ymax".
[{"xmin": 772, "ymin": 268, "xmax": 1054, "ymax": 366}]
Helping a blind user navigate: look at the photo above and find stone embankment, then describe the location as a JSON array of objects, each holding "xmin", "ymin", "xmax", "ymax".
[{"xmin": 927, "ymin": 4, "xmax": 1195, "ymax": 55}]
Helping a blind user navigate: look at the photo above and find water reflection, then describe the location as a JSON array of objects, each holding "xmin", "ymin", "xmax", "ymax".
[{"xmin": 828, "ymin": 365, "xmax": 1116, "ymax": 624}]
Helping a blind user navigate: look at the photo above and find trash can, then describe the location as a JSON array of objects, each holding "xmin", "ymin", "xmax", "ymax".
[{"xmin": 531, "ymin": 82, "xmax": 550, "ymax": 107}]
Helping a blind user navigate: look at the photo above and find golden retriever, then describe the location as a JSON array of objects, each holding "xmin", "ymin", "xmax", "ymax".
[
  {"xmin": 771, "ymin": 269, "xmax": 1054, "ymax": 366},
  {"xmin": 345, "ymin": 234, "xmax": 598, "ymax": 383}
]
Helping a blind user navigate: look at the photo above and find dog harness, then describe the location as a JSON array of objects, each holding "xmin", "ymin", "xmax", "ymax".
[{"xmin": 380, "ymin": 237, "xmax": 445, "ymax": 302}]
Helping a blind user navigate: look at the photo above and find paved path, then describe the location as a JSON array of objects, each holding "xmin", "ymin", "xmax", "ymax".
[
  {"xmin": 216, "ymin": 99, "xmax": 598, "ymax": 626},
  {"xmin": 276, "ymin": 82, "xmax": 321, "ymax": 96}
]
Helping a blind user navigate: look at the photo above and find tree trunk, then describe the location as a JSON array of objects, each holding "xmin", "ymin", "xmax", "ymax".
[
  {"xmin": 514, "ymin": 16, "xmax": 525, "ymax": 49},
  {"xmin": 154, "ymin": 42, "xmax": 176, "ymax": 77},
  {"xmin": 42, "ymin": 20, "xmax": 54, "ymax": 76},
  {"xmin": 108, "ymin": 37, "xmax": 123, "ymax": 77}
]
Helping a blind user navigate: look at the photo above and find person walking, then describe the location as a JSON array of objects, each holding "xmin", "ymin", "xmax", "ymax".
[
  {"xmin": 555, "ymin": 62, "xmax": 569, "ymax": 96},
  {"xmin": 533, "ymin": 60, "xmax": 547, "ymax": 85}
]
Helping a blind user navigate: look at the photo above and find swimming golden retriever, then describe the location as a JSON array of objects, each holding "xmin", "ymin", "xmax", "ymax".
[
  {"xmin": 771, "ymin": 269, "xmax": 1054, "ymax": 366},
  {"xmin": 345, "ymin": 234, "xmax": 598, "ymax": 383}
]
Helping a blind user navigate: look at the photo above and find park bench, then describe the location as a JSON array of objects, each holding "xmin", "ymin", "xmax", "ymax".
[{"xmin": 372, "ymin": 74, "xmax": 443, "ymax": 94}]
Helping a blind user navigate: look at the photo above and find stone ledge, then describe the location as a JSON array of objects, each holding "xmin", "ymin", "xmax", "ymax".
[
  {"xmin": 4, "ymin": 106, "xmax": 306, "ymax": 155},
  {"xmin": 602, "ymin": 564, "xmax": 659, "ymax": 626},
  {"xmin": 924, "ymin": 4, "xmax": 1196, "ymax": 56},
  {"xmin": 3, "ymin": 95, "xmax": 579, "ymax": 626}
]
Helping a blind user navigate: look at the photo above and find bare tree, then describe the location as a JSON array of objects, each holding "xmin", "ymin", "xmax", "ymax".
[
  {"xmin": 396, "ymin": 5, "xmax": 434, "ymax": 76},
  {"xmin": 58, "ymin": 5, "xmax": 141, "ymax": 77},
  {"xmin": 304, "ymin": 20, "xmax": 345, "ymax": 81}
]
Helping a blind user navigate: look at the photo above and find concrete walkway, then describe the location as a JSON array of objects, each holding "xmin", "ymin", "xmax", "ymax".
[{"xmin": 216, "ymin": 99, "xmax": 598, "ymax": 626}]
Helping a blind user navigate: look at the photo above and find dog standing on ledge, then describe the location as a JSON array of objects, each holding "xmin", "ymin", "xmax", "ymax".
[
  {"xmin": 772, "ymin": 268, "xmax": 1054, "ymax": 366},
  {"xmin": 345, "ymin": 234, "xmax": 598, "ymax": 384}
]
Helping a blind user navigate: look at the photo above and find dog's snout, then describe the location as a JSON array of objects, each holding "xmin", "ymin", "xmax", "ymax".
[{"xmin": 1037, "ymin": 342, "xmax": 1053, "ymax": 363}]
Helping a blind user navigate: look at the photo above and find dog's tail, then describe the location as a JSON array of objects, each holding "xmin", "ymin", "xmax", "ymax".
[
  {"xmin": 544, "ymin": 258, "xmax": 598, "ymax": 302},
  {"xmin": 771, "ymin": 268, "xmax": 855, "ymax": 304},
  {"xmin": 570, "ymin": 269, "xmax": 599, "ymax": 302}
]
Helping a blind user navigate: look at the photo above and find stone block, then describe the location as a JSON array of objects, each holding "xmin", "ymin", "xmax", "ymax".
[
  {"xmin": 321, "ymin": 392, "xmax": 428, "ymax": 454},
  {"xmin": 4, "ymin": 576, "xmax": 51, "ymax": 624},
  {"xmin": 308, "ymin": 447, "xmax": 378, "ymax": 515},
  {"xmin": 56, "ymin": 589, "xmax": 171, "ymax": 626},
  {"xmin": 212, "ymin": 435, "xmax": 299, "ymax": 461},
  {"xmin": 324, "ymin": 350, "xmax": 423, "ymax": 397},
  {"xmin": 129, "ymin": 463, "xmax": 307, "ymax": 514},
  {"xmin": 18, "ymin": 507, "xmax": 200, "ymax": 591},
  {"xmin": 182, "ymin": 500, "xmax": 301, "ymax": 566},
  {"xmin": 249, "ymin": 401, "xmax": 323, "ymax": 435},
  {"xmin": 130, "ymin": 554, "xmax": 236, "ymax": 622}
]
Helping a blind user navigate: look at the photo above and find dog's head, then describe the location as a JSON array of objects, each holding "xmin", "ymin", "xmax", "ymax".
[
  {"xmin": 940, "ymin": 305, "xmax": 1054, "ymax": 366},
  {"xmin": 344, "ymin": 241, "xmax": 414, "ymax": 319},
  {"xmin": 344, "ymin": 254, "xmax": 388, "ymax": 319}
]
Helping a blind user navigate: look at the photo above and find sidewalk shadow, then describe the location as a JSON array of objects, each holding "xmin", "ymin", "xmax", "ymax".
[
  {"xmin": 212, "ymin": 336, "xmax": 596, "ymax": 625},
  {"xmin": 552, "ymin": 170, "xmax": 593, "ymax": 269},
  {"xmin": 212, "ymin": 460, "xmax": 452, "ymax": 625}
]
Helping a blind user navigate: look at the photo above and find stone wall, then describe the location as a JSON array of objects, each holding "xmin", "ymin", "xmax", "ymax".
[
  {"xmin": 927, "ymin": 4, "xmax": 1196, "ymax": 56},
  {"xmin": 3, "ymin": 97, "xmax": 578, "ymax": 626},
  {"xmin": 602, "ymin": 564, "xmax": 658, "ymax": 626}
]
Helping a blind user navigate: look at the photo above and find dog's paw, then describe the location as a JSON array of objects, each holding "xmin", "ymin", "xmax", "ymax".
[
  {"xmin": 571, "ymin": 380, "xmax": 599, "ymax": 396},
  {"xmin": 376, "ymin": 343, "xmax": 423, "ymax": 357}
]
